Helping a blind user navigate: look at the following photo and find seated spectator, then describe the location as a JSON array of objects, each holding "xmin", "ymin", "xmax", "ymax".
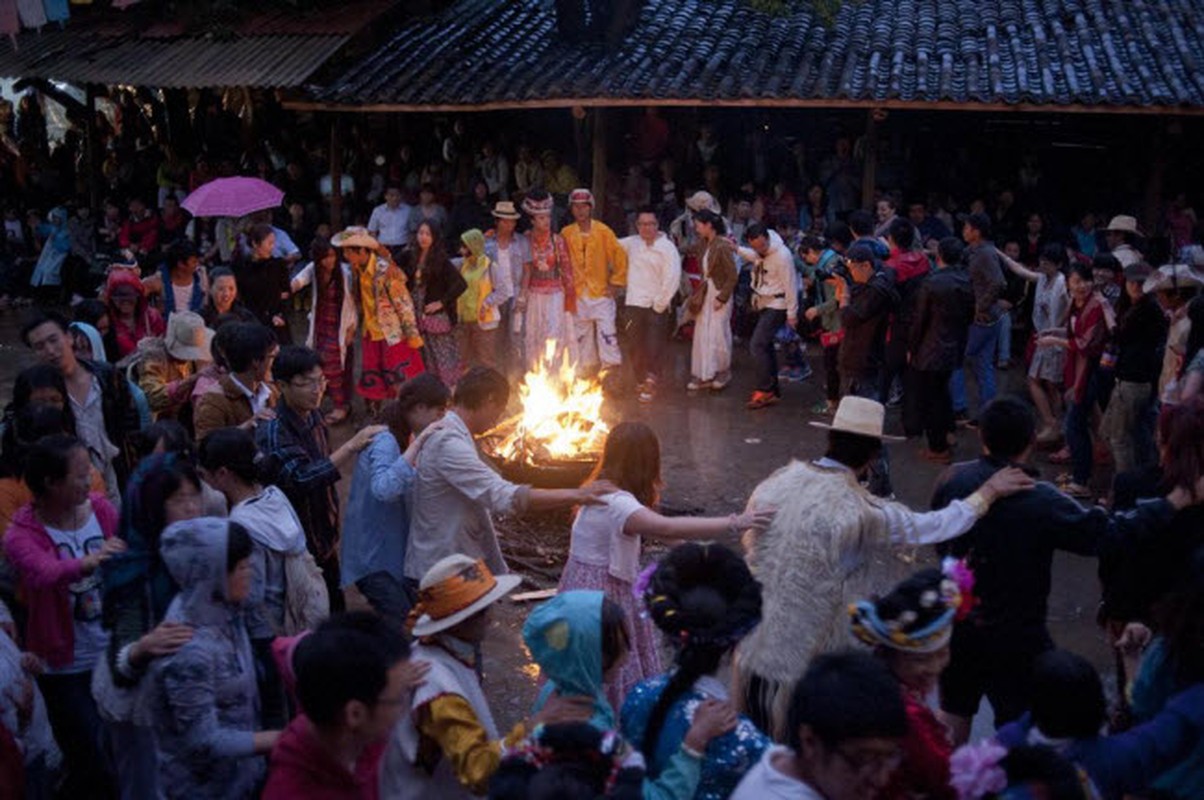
[
  {"xmin": 105, "ymin": 264, "xmax": 165, "ymax": 360},
  {"xmin": 118, "ymin": 197, "xmax": 159, "ymax": 264},
  {"xmin": 144, "ymin": 241, "xmax": 209, "ymax": 320}
]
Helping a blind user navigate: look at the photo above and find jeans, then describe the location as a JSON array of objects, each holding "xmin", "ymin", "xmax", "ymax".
[
  {"xmin": 917, "ymin": 369, "xmax": 954, "ymax": 452},
  {"xmin": 997, "ymin": 310, "xmax": 1012, "ymax": 363},
  {"xmin": 627, "ymin": 306, "xmax": 668, "ymax": 383},
  {"xmin": 39, "ymin": 670, "xmax": 113, "ymax": 799},
  {"xmin": 822, "ymin": 343, "xmax": 841, "ymax": 403},
  {"xmin": 750, "ymin": 309, "xmax": 787, "ymax": 393},
  {"xmin": 108, "ymin": 720, "xmax": 158, "ymax": 800},
  {"xmin": 1064, "ymin": 370, "xmax": 1101, "ymax": 485},
  {"xmin": 950, "ymin": 319, "xmax": 1001, "ymax": 415}
]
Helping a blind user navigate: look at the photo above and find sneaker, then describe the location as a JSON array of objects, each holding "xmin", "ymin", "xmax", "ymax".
[
  {"xmin": 686, "ymin": 379, "xmax": 712, "ymax": 392},
  {"xmin": 747, "ymin": 391, "xmax": 780, "ymax": 410},
  {"xmin": 710, "ymin": 376, "xmax": 730, "ymax": 391},
  {"xmin": 997, "ymin": 359, "xmax": 1012, "ymax": 370},
  {"xmin": 812, "ymin": 401, "xmax": 835, "ymax": 415},
  {"xmin": 920, "ymin": 448, "xmax": 953, "ymax": 465},
  {"xmin": 638, "ymin": 382, "xmax": 654, "ymax": 403},
  {"xmin": 961, "ymin": 417, "xmax": 979, "ymax": 430},
  {"xmin": 778, "ymin": 366, "xmax": 804, "ymax": 383},
  {"xmin": 886, "ymin": 384, "xmax": 904, "ymax": 407}
]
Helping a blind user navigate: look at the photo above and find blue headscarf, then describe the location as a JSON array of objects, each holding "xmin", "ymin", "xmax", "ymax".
[
  {"xmin": 525, "ymin": 590, "xmax": 615, "ymax": 730},
  {"xmin": 68, "ymin": 322, "xmax": 107, "ymax": 364}
]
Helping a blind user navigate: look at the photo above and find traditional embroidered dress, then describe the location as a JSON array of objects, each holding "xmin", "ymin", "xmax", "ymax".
[
  {"xmin": 690, "ymin": 238, "xmax": 737, "ymax": 384},
  {"xmin": 314, "ymin": 273, "xmax": 352, "ymax": 408},
  {"xmin": 522, "ymin": 231, "xmax": 577, "ymax": 369},
  {"xmin": 412, "ymin": 281, "xmax": 462, "ymax": 388},
  {"xmin": 355, "ymin": 252, "xmax": 423, "ymax": 402},
  {"xmin": 622, "ymin": 674, "xmax": 770, "ymax": 800}
]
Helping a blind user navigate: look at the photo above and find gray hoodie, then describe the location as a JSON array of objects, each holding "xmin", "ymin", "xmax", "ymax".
[{"xmin": 148, "ymin": 517, "xmax": 263, "ymax": 799}]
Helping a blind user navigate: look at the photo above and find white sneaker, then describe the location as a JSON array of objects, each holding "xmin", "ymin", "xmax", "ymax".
[{"xmin": 686, "ymin": 379, "xmax": 711, "ymax": 392}]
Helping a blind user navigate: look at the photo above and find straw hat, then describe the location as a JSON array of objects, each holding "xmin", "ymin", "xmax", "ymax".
[
  {"xmin": 685, "ymin": 190, "xmax": 719, "ymax": 213},
  {"xmin": 1143, "ymin": 263, "xmax": 1204, "ymax": 295},
  {"xmin": 1104, "ymin": 215, "xmax": 1143, "ymax": 236},
  {"xmin": 808, "ymin": 396, "xmax": 904, "ymax": 441},
  {"xmin": 164, "ymin": 311, "xmax": 214, "ymax": 362},
  {"xmin": 409, "ymin": 555, "xmax": 521, "ymax": 638},
  {"xmin": 332, "ymin": 226, "xmax": 380, "ymax": 250},
  {"xmin": 491, "ymin": 201, "xmax": 521, "ymax": 220}
]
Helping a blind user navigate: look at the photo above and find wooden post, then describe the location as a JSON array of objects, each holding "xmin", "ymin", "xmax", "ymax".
[
  {"xmin": 590, "ymin": 107, "xmax": 607, "ymax": 214},
  {"xmin": 329, "ymin": 114, "xmax": 343, "ymax": 230},
  {"xmin": 85, "ymin": 84, "xmax": 98, "ymax": 211},
  {"xmin": 1141, "ymin": 121, "xmax": 1167, "ymax": 238},
  {"xmin": 860, "ymin": 108, "xmax": 878, "ymax": 209}
]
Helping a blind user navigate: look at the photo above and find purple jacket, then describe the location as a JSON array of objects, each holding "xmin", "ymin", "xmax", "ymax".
[{"xmin": 3, "ymin": 493, "xmax": 119, "ymax": 668}]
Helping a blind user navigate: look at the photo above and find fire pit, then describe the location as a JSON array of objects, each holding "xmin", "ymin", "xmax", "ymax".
[{"xmin": 481, "ymin": 343, "xmax": 609, "ymax": 488}]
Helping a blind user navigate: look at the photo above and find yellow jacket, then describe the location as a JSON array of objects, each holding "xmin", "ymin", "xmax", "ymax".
[{"xmin": 560, "ymin": 220, "xmax": 628, "ymax": 301}]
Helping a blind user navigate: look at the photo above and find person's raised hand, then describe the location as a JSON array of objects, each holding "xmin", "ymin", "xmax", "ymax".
[
  {"xmin": 1114, "ymin": 622, "xmax": 1152, "ymax": 657},
  {"xmin": 683, "ymin": 699, "xmax": 738, "ymax": 753},
  {"xmin": 734, "ymin": 507, "xmax": 777, "ymax": 535},
  {"xmin": 132, "ymin": 621, "xmax": 194, "ymax": 666},
  {"xmin": 577, "ymin": 481, "xmax": 616, "ymax": 505},
  {"xmin": 980, "ymin": 467, "xmax": 1035, "ymax": 504},
  {"xmin": 350, "ymin": 424, "xmax": 388, "ymax": 453},
  {"xmin": 805, "ymin": 307, "xmax": 819, "ymax": 322},
  {"xmin": 398, "ymin": 659, "xmax": 431, "ymax": 692}
]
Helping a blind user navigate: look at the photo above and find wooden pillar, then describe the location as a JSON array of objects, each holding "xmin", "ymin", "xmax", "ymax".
[
  {"xmin": 860, "ymin": 108, "xmax": 878, "ymax": 210},
  {"xmin": 590, "ymin": 107, "xmax": 607, "ymax": 213},
  {"xmin": 1141, "ymin": 121, "xmax": 1167, "ymax": 238},
  {"xmin": 329, "ymin": 114, "xmax": 343, "ymax": 230},
  {"xmin": 84, "ymin": 84, "xmax": 99, "ymax": 211}
]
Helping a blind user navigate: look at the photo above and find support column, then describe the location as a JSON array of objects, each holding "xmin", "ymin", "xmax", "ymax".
[
  {"xmin": 85, "ymin": 84, "xmax": 99, "ymax": 211},
  {"xmin": 860, "ymin": 108, "xmax": 878, "ymax": 210},
  {"xmin": 329, "ymin": 114, "xmax": 343, "ymax": 230},
  {"xmin": 591, "ymin": 107, "xmax": 607, "ymax": 213}
]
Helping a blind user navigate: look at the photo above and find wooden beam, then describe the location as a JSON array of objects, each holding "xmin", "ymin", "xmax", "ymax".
[
  {"xmin": 590, "ymin": 108, "xmax": 607, "ymax": 214},
  {"xmin": 281, "ymin": 96, "xmax": 1204, "ymax": 117},
  {"xmin": 860, "ymin": 109, "xmax": 878, "ymax": 210}
]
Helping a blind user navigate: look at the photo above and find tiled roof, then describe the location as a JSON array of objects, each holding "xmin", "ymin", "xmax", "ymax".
[
  {"xmin": 311, "ymin": 0, "xmax": 1204, "ymax": 111},
  {"xmin": 0, "ymin": 2, "xmax": 394, "ymax": 89}
]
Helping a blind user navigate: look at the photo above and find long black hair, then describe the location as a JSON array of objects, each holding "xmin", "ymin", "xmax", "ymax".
[
  {"xmin": 0, "ymin": 365, "xmax": 77, "ymax": 478},
  {"xmin": 639, "ymin": 543, "xmax": 762, "ymax": 764}
]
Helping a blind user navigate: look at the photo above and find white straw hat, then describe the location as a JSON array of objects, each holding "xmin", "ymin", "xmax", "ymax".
[
  {"xmin": 409, "ymin": 555, "xmax": 521, "ymax": 638},
  {"xmin": 164, "ymin": 311, "xmax": 214, "ymax": 362},
  {"xmin": 808, "ymin": 396, "xmax": 904, "ymax": 441}
]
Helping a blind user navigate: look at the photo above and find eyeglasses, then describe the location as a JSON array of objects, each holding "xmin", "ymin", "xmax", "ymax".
[{"xmin": 290, "ymin": 375, "xmax": 328, "ymax": 391}]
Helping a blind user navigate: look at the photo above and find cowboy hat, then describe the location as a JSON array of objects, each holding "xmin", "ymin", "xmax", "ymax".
[
  {"xmin": 491, "ymin": 200, "xmax": 521, "ymax": 220},
  {"xmin": 1143, "ymin": 263, "xmax": 1204, "ymax": 295},
  {"xmin": 332, "ymin": 226, "xmax": 381, "ymax": 250},
  {"xmin": 685, "ymin": 190, "xmax": 719, "ymax": 214},
  {"xmin": 410, "ymin": 555, "xmax": 521, "ymax": 638},
  {"xmin": 809, "ymin": 396, "xmax": 904, "ymax": 441},
  {"xmin": 1104, "ymin": 215, "xmax": 1144, "ymax": 237},
  {"xmin": 164, "ymin": 311, "xmax": 214, "ymax": 362}
]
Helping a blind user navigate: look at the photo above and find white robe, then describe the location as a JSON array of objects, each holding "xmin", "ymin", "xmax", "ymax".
[{"xmin": 690, "ymin": 247, "xmax": 732, "ymax": 382}]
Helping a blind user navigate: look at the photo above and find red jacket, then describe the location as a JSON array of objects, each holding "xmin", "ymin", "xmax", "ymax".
[
  {"xmin": 263, "ymin": 715, "xmax": 383, "ymax": 800},
  {"xmin": 119, "ymin": 213, "xmax": 159, "ymax": 253},
  {"xmin": 2, "ymin": 493, "xmax": 119, "ymax": 668},
  {"xmin": 886, "ymin": 688, "xmax": 955, "ymax": 800}
]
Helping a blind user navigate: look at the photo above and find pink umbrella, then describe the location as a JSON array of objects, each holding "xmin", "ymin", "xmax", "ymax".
[{"xmin": 181, "ymin": 177, "xmax": 284, "ymax": 218}]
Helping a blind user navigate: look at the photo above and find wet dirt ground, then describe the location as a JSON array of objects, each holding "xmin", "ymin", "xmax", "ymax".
[{"xmin": 0, "ymin": 311, "xmax": 1114, "ymax": 738}]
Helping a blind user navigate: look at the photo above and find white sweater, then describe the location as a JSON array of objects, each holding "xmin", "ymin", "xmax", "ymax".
[{"xmin": 620, "ymin": 233, "xmax": 682, "ymax": 313}]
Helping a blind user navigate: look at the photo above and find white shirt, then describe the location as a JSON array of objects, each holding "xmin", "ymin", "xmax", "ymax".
[
  {"xmin": 731, "ymin": 747, "xmax": 824, "ymax": 800},
  {"xmin": 568, "ymin": 491, "xmax": 645, "ymax": 582},
  {"xmin": 620, "ymin": 233, "xmax": 682, "ymax": 313},
  {"xmin": 69, "ymin": 374, "xmax": 120, "ymax": 506},
  {"xmin": 368, "ymin": 203, "xmax": 414, "ymax": 247},
  {"xmin": 738, "ymin": 230, "xmax": 799, "ymax": 318},
  {"xmin": 228, "ymin": 374, "xmax": 272, "ymax": 416},
  {"xmin": 43, "ymin": 512, "xmax": 109, "ymax": 673}
]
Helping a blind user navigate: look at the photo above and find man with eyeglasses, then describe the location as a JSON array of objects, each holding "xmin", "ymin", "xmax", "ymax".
[
  {"xmin": 256, "ymin": 346, "xmax": 385, "ymax": 610},
  {"xmin": 732, "ymin": 651, "xmax": 906, "ymax": 800},
  {"xmin": 619, "ymin": 205, "xmax": 681, "ymax": 404}
]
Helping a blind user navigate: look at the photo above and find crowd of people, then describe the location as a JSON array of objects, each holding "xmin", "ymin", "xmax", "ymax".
[{"xmin": 0, "ymin": 89, "xmax": 1203, "ymax": 800}]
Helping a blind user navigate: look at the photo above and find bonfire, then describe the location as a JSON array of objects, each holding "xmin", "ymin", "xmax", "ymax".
[{"xmin": 483, "ymin": 341, "xmax": 609, "ymax": 472}]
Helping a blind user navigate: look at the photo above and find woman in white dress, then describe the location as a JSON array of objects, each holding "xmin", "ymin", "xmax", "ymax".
[
  {"xmin": 687, "ymin": 209, "xmax": 738, "ymax": 391},
  {"xmin": 515, "ymin": 190, "xmax": 578, "ymax": 371}
]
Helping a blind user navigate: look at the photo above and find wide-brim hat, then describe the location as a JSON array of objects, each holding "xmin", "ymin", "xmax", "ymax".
[
  {"xmin": 1123, "ymin": 262, "xmax": 1153, "ymax": 283},
  {"xmin": 1143, "ymin": 263, "xmax": 1204, "ymax": 295},
  {"xmin": 409, "ymin": 555, "xmax": 521, "ymax": 637},
  {"xmin": 491, "ymin": 201, "xmax": 521, "ymax": 220},
  {"xmin": 809, "ymin": 396, "xmax": 904, "ymax": 441},
  {"xmin": 164, "ymin": 311, "xmax": 214, "ymax": 362},
  {"xmin": 685, "ymin": 190, "xmax": 719, "ymax": 214},
  {"xmin": 1104, "ymin": 214, "xmax": 1144, "ymax": 236},
  {"xmin": 332, "ymin": 226, "xmax": 380, "ymax": 251}
]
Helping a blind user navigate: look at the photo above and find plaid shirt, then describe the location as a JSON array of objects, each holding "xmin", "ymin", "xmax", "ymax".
[{"xmin": 255, "ymin": 402, "xmax": 341, "ymax": 560}]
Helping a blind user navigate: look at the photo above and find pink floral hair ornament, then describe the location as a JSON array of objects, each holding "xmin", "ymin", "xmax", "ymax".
[
  {"xmin": 949, "ymin": 741, "xmax": 1009, "ymax": 800},
  {"xmin": 941, "ymin": 556, "xmax": 978, "ymax": 621}
]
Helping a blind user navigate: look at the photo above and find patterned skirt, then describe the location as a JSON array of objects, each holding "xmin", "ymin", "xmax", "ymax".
[{"xmin": 558, "ymin": 556, "xmax": 663, "ymax": 715}]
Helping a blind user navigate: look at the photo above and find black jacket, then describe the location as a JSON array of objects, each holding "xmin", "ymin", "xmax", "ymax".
[
  {"xmin": 400, "ymin": 250, "xmax": 469, "ymax": 325},
  {"xmin": 838, "ymin": 270, "xmax": 898, "ymax": 376},
  {"xmin": 909, "ymin": 266, "xmax": 976, "ymax": 371},
  {"xmin": 965, "ymin": 240, "xmax": 1007, "ymax": 325},
  {"xmin": 932, "ymin": 456, "xmax": 1175, "ymax": 645},
  {"xmin": 1113, "ymin": 295, "xmax": 1168, "ymax": 384}
]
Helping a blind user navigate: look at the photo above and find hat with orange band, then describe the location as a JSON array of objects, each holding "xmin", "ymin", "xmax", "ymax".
[{"xmin": 408, "ymin": 554, "xmax": 521, "ymax": 637}]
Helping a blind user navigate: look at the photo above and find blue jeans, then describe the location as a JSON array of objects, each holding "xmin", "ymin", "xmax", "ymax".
[
  {"xmin": 950, "ymin": 320, "xmax": 1001, "ymax": 415},
  {"xmin": 1064, "ymin": 370, "xmax": 1101, "ymax": 485},
  {"xmin": 750, "ymin": 309, "xmax": 787, "ymax": 393},
  {"xmin": 997, "ymin": 310, "xmax": 1012, "ymax": 363}
]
